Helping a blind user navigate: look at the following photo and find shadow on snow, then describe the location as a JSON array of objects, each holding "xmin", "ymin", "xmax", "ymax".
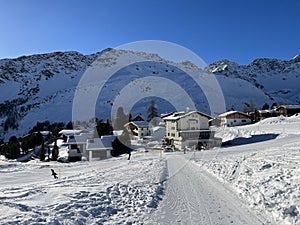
[{"xmin": 222, "ymin": 133, "xmax": 279, "ymax": 147}]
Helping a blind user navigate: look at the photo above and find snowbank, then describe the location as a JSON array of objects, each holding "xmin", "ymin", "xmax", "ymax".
[{"xmin": 195, "ymin": 121, "xmax": 300, "ymax": 225}]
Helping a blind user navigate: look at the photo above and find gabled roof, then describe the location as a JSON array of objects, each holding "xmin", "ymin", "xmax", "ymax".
[
  {"xmin": 132, "ymin": 115, "xmax": 145, "ymax": 121},
  {"xmin": 219, "ymin": 111, "xmax": 250, "ymax": 118},
  {"xmin": 256, "ymin": 109, "xmax": 277, "ymax": 113},
  {"xmin": 66, "ymin": 132, "xmax": 93, "ymax": 144},
  {"xmin": 125, "ymin": 121, "xmax": 151, "ymax": 128},
  {"xmin": 86, "ymin": 135, "xmax": 116, "ymax": 150},
  {"xmin": 162, "ymin": 111, "xmax": 212, "ymax": 121},
  {"xmin": 59, "ymin": 129, "xmax": 83, "ymax": 136}
]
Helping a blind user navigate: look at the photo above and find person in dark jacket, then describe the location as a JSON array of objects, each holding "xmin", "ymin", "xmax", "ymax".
[{"xmin": 51, "ymin": 169, "xmax": 58, "ymax": 179}]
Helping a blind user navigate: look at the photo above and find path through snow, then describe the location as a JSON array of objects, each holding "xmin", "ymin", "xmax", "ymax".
[{"xmin": 148, "ymin": 154, "xmax": 265, "ymax": 225}]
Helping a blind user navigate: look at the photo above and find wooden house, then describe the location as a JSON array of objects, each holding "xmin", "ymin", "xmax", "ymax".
[
  {"xmin": 276, "ymin": 105, "xmax": 300, "ymax": 117},
  {"xmin": 219, "ymin": 111, "xmax": 252, "ymax": 127}
]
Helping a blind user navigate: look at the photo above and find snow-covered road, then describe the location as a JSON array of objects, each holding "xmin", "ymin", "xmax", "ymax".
[{"xmin": 148, "ymin": 154, "xmax": 264, "ymax": 225}]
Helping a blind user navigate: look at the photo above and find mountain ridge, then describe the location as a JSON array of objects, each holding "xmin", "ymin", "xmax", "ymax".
[{"xmin": 0, "ymin": 49, "xmax": 299, "ymax": 139}]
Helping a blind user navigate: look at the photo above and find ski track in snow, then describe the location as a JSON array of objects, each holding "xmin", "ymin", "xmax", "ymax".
[{"xmin": 147, "ymin": 155, "xmax": 264, "ymax": 225}]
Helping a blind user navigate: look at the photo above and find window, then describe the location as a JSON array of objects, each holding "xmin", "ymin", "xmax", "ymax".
[
  {"xmin": 70, "ymin": 144, "xmax": 77, "ymax": 149},
  {"xmin": 171, "ymin": 133, "xmax": 175, "ymax": 137},
  {"xmin": 242, "ymin": 119, "xmax": 246, "ymax": 122}
]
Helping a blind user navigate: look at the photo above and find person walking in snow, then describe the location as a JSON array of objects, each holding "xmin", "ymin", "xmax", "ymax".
[{"xmin": 51, "ymin": 169, "xmax": 58, "ymax": 179}]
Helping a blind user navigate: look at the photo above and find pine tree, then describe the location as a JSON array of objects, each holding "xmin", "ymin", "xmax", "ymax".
[
  {"xmin": 94, "ymin": 119, "xmax": 113, "ymax": 138},
  {"xmin": 262, "ymin": 103, "xmax": 269, "ymax": 110},
  {"xmin": 147, "ymin": 100, "xmax": 158, "ymax": 124},
  {"xmin": 40, "ymin": 139, "xmax": 45, "ymax": 161},
  {"xmin": 4, "ymin": 136, "xmax": 20, "ymax": 159},
  {"xmin": 51, "ymin": 140, "xmax": 59, "ymax": 161},
  {"xmin": 111, "ymin": 129, "xmax": 131, "ymax": 157},
  {"xmin": 114, "ymin": 107, "xmax": 128, "ymax": 130}
]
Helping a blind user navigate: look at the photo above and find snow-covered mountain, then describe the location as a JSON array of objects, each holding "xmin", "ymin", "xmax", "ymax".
[
  {"xmin": 1, "ymin": 49, "xmax": 300, "ymax": 139},
  {"xmin": 205, "ymin": 56, "xmax": 300, "ymax": 107}
]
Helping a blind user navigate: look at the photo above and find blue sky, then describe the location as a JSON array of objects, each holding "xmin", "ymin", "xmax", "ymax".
[{"xmin": 1, "ymin": 0, "xmax": 299, "ymax": 65}]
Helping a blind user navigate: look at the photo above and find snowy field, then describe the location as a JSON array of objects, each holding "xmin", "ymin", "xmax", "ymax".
[
  {"xmin": 0, "ymin": 153, "xmax": 167, "ymax": 224},
  {"xmin": 0, "ymin": 114, "xmax": 300, "ymax": 224},
  {"xmin": 196, "ymin": 115, "xmax": 300, "ymax": 225}
]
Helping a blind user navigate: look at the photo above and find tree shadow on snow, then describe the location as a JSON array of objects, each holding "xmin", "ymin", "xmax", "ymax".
[{"xmin": 222, "ymin": 133, "xmax": 279, "ymax": 147}]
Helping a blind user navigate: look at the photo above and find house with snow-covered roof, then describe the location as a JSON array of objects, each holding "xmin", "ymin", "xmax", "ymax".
[
  {"xmin": 124, "ymin": 121, "xmax": 152, "ymax": 140},
  {"xmin": 255, "ymin": 109, "xmax": 279, "ymax": 121},
  {"xmin": 162, "ymin": 110, "xmax": 221, "ymax": 150},
  {"xmin": 66, "ymin": 132, "xmax": 93, "ymax": 161},
  {"xmin": 219, "ymin": 111, "xmax": 252, "ymax": 127},
  {"xmin": 86, "ymin": 135, "xmax": 116, "ymax": 161},
  {"xmin": 276, "ymin": 105, "xmax": 300, "ymax": 117}
]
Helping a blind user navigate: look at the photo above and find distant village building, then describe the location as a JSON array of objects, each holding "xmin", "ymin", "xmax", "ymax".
[
  {"xmin": 276, "ymin": 105, "xmax": 300, "ymax": 117},
  {"xmin": 162, "ymin": 110, "xmax": 221, "ymax": 150},
  {"xmin": 124, "ymin": 121, "xmax": 152, "ymax": 140},
  {"xmin": 219, "ymin": 111, "xmax": 252, "ymax": 127},
  {"xmin": 86, "ymin": 135, "xmax": 116, "ymax": 161},
  {"xmin": 66, "ymin": 132, "xmax": 93, "ymax": 161},
  {"xmin": 132, "ymin": 114, "xmax": 145, "ymax": 122},
  {"xmin": 255, "ymin": 109, "xmax": 279, "ymax": 121}
]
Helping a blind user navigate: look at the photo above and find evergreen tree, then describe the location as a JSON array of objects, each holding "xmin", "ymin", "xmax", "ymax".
[
  {"xmin": 111, "ymin": 129, "xmax": 131, "ymax": 157},
  {"xmin": 119, "ymin": 128, "xmax": 131, "ymax": 147},
  {"xmin": 4, "ymin": 136, "xmax": 20, "ymax": 159},
  {"xmin": 128, "ymin": 112, "xmax": 132, "ymax": 122},
  {"xmin": 51, "ymin": 140, "xmax": 59, "ymax": 161},
  {"xmin": 271, "ymin": 102, "xmax": 278, "ymax": 109},
  {"xmin": 262, "ymin": 103, "xmax": 270, "ymax": 110},
  {"xmin": 147, "ymin": 100, "xmax": 158, "ymax": 124},
  {"xmin": 94, "ymin": 119, "xmax": 113, "ymax": 138},
  {"xmin": 65, "ymin": 121, "xmax": 73, "ymax": 130},
  {"xmin": 40, "ymin": 139, "xmax": 45, "ymax": 161},
  {"xmin": 114, "ymin": 107, "xmax": 128, "ymax": 130}
]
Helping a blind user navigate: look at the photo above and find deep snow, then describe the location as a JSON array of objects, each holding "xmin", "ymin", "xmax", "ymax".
[{"xmin": 0, "ymin": 115, "xmax": 300, "ymax": 224}]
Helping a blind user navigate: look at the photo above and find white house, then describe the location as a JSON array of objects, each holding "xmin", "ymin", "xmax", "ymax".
[
  {"xmin": 162, "ymin": 110, "xmax": 221, "ymax": 150},
  {"xmin": 124, "ymin": 121, "xmax": 152, "ymax": 140},
  {"xmin": 86, "ymin": 135, "xmax": 116, "ymax": 161},
  {"xmin": 219, "ymin": 111, "xmax": 252, "ymax": 127},
  {"xmin": 66, "ymin": 132, "xmax": 93, "ymax": 161}
]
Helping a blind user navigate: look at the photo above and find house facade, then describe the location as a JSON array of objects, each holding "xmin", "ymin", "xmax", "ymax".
[
  {"xmin": 255, "ymin": 109, "xmax": 279, "ymax": 121},
  {"xmin": 86, "ymin": 135, "xmax": 116, "ymax": 161},
  {"xmin": 276, "ymin": 105, "xmax": 300, "ymax": 117},
  {"xmin": 66, "ymin": 132, "xmax": 93, "ymax": 161},
  {"xmin": 162, "ymin": 111, "xmax": 221, "ymax": 150},
  {"xmin": 125, "ymin": 121, "xmax": 152, "ymax": 140},
  {"xmin": 219, "ymin": 111, "xmax": 252, "ymax": 127}
]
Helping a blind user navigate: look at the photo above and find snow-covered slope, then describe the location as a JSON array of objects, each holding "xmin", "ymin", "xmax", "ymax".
[
  {"xmin": 1, "ymin": 117, "xmax": 299, "ymax": 224},
  {"xmin": 195, "ymin": 115, "xmax": 300, "ymax": 225},
  {"xmin": 206, "ymin": 56, "xmax": 300, "ymax": 107},
  {"xmin": 1, "ymin": 50, "xmax": 300, "ymax": 139}
]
